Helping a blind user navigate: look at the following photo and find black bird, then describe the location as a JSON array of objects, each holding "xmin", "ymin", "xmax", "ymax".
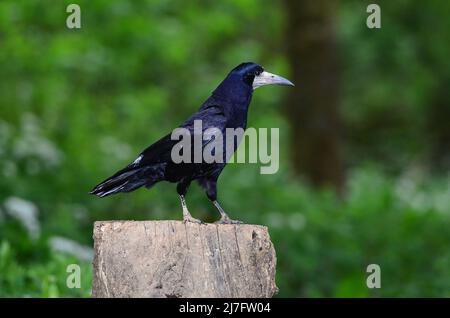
[{"xmin": 90, "ymin": 62, "xmax": 294, "ymax": 223}]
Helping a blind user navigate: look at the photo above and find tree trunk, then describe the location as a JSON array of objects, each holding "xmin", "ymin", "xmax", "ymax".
[
  {"xmin": 283, "ymin": 0, "xmax": 344, "ymax": 191},
  {"xmin": 92, "ymin": 221, "xmax": 278, "ymax": 298}
]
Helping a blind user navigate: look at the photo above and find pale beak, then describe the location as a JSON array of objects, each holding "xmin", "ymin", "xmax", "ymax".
[{"xmin": 252, "ymin": 71, "xmax": 295, "ymax": 90}]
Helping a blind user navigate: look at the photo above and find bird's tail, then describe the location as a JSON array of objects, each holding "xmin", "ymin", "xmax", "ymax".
[{"xmin": 90, "ymin": 166, "xmax": 160, "ymax": 197}]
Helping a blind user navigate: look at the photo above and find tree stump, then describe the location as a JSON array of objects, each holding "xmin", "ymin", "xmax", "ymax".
[{"xmin": 92, "ymin": 221, "xmax": 278, "ymax": 298}]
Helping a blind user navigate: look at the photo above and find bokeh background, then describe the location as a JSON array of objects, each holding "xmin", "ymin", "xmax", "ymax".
[{"xmin": 1, "ymin": 0, "xmax": 449, "ymax": 297}]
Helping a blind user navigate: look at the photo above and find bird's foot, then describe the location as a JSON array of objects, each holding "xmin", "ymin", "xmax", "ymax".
[
  {"xmin": 214, "ymin": 216, "xmax": 244, "ymax": 224},
  {"xmin": 183, "ymin": 215, "xmax": 203, "ymax": 224}
]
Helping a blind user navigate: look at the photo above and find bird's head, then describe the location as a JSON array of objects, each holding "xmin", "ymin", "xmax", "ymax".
[{"xmin": 229, "ymin": 62, "xmax": 294, "ymax": 90}]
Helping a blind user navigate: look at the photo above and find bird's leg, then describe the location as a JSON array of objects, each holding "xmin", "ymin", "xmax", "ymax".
[
  {"xmin": 199, "ymin": 178, "xmax": 243, "ymax": 224},
  {"xmin": 212, "ymin": 200, "xmax": 243, "ymax": 224},
  {"xmin": 179, "ymin": 195, "xmax": 202, "ymax": 224},
  {"xmin": 177, "ymin": 179, "xmax": 202, "ymax": 224}
]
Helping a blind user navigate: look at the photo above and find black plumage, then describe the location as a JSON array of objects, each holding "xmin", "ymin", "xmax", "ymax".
[{"xmin": 90, "ymin": 62, "xmax": 293, "ymax": 223}]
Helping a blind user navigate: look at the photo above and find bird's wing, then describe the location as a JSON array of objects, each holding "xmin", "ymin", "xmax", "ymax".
[
  {"xmin": 129, "ymin": 133, "xmax": 177, "ymax": 167},
  {"xmin": 128, "ymin": 104, "xmax": 226, "ymax": 168},
  {"xmin": 181, "ymin": 104, "xmax": 227, "ymax": 131},
  {"xmin": 90, "ymin": 104, "xmax": 227, "ymax": 196}
]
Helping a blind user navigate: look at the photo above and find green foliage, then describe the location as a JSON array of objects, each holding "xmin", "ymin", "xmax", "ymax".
[
  {"xmin": 340, "ymin": 0, "xmax": 450, "ymax": 169},
  {"xmin": 0, "ymin": 232, "xmax": 91, "ymax": 297},
  {"xmin": 270, "ymin": 167, "xmax": 450, "ymax": 297}
]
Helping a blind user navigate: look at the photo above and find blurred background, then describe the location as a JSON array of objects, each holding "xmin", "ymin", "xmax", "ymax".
[{"xmin": 0, "ymin": 0, "xmax": 449, "ymax": 297}]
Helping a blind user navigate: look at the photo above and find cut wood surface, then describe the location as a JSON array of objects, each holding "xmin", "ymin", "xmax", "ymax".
[{"xmin": 92, "ymin": 221, "xmax": 278, "ymax": 298}]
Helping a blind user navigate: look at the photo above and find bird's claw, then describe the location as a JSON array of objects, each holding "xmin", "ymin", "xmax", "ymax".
[
  {"xmin": 183, "ymin": 216, "xmax": 203, "ymax": 224},
  {"xmin": 214, "ymin": 217, "xmax": 243, "ymax": 225}
]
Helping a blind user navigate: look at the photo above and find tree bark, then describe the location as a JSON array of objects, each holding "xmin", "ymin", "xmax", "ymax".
[
  {"xmin": 283, "ymin": 0, "xmax": 344, "ymax": 191},
  {"xmin": 92, "ymin": 221, "xmax": 278, "ymax": 298}
]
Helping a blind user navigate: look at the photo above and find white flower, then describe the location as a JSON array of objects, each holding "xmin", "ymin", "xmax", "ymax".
[
  {"xmin": 4, "ymin": 196, "xmax": 40, "ymax": 239},
  {"xmin": 49, "ymin": 236, "xmax": 93, "ymax": 262}
]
